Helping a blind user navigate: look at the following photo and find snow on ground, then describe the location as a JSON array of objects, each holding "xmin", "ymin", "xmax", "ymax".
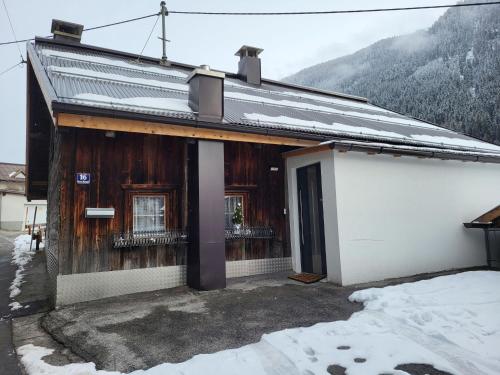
[
  {"xmin": 9, "ymin": 234, "xmax": 43, "ymax": 309},
  {"xmin": 17, "ymin": 271, "xmax": 500, "ymax": 375}
]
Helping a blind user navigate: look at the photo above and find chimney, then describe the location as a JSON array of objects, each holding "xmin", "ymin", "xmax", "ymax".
[
  {"xmin": 187, "ymin": 65, "xmax": 225, "ymax": 123},
  {"xmin": 235, "ymin": 45, "xmax": 263, "ymax": 85},
  {"xmin": 51, "ymin": 19, "xmax": 83, "ymax": 43}
]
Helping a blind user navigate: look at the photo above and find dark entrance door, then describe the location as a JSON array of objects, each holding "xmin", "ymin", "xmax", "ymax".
[{"xmin": 297, "ymin": 163, "xmax": 327, "ymax": 275}]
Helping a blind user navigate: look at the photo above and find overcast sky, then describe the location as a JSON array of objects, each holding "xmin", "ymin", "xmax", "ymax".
[{"xmin": 0, "ymin": 0, "xmax": 450, "ymax": 164}]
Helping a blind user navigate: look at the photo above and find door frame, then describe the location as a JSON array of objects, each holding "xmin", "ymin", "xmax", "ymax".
[{"xmin": 296, "ymin": 162, "xmax": 327, "ymax": 275}]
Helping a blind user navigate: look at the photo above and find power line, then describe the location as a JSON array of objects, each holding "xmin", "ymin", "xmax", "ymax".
[
  {"xmin": 0, "ymin": 1, "xmax": 499, "ymax": 48},
  {"xmin": 169, "ymin": 1, "xmax": 500, "ymax": 15},
  {"xmin": 0, "ymin": 37, "xmax": 34, "ymax": 47},
  {"xmin": 0, "ymin": 12, "xmax": 160, "ymax": 47},
  {"xmin": 0, "ymin": 61, "xmax": 22, "ymax": 77},
  {"xmin": 83, "ymin": 12, "xmax": 159, "ymax": 32},
  {"xmin": 1, "ymin": 0, "xmax": 24, "ymax": 60}
]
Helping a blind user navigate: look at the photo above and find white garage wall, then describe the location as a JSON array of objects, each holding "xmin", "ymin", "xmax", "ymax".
[{"xmin": 333, "ymin": 151, "xmax": 500, "ymax": 285}]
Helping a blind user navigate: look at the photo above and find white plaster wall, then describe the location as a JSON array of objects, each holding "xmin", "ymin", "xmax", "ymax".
[
  {"xmin": 0, "ymin": 193, "xmax": 26, "ymax": 230},
  {"xmin": 333, "ymin": 151, "xmax": 500, "ymax": 285},
  {"xmin": 286, "ymin": 151, "xmax": 342, "ymax": 284}
]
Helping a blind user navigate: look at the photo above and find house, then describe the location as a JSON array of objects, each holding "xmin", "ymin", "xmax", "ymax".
[
  {"xmin": 0, "ymin": 162, "xmax": 47, "ymax": 231},
  {"xmin": 26, "ymin": 20, "xmax": 500, "ymax": 306}
]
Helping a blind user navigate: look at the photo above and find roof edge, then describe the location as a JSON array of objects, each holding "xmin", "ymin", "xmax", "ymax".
[
  {"xmin": 27, "ymin": 42, "xmax": 58, "ymax": 112},
  {"xmin": 34, "ymin": 37, "xmax": 368, "ymax": 104},
  {"xmin": 0, "ymin": 162, "xmax": 25, "ymax": 167},
  {"xmin": 52, "ymin": 101, "xmax": 329, "ymax": 143},
  {"xmin": 283, "ymin": 139, "xmax": 500, "ymax": 164}
]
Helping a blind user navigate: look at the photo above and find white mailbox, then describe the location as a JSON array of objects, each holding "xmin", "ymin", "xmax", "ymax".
[{"xmin": 85, "ymin": 208, "xmax": 115, "ymax": 219}]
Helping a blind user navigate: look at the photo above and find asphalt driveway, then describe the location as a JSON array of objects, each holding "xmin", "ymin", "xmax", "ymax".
[
  {"xmin": 43, "ymin": 274, "xmax": 363, "ymax": 372},
  {"xmin": 40, "ymin": 269, "xmax": 471, "ymax": 373}
]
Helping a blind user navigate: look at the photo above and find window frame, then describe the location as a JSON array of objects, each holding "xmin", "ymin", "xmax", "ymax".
[
  {"xmin": 132, "ymin": 194, "xmax": 167, "ymax": 233},
  {"xmin": 224, "ymin": 191, "xmax": 249, "ymax": 228},
  {"xmin": 123, "ymin": 185, "xmax": 179, "ymax": 234}
]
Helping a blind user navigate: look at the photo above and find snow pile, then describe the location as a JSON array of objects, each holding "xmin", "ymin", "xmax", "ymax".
[
  {"xmin": 17, "ymin": 271, "xmax": 500, "ymax": 374},
  {"xmin": 9, "ymin": 234, "xmax": 43, "ymax": 307},
  {"xmin": 18, "ymin": 345, "xmax": 120, "ymax": 375}
]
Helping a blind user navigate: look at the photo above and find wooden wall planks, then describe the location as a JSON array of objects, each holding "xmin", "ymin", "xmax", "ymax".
[{"xmin": 55, "ymin": 128, "xmax": 290, "ymax": 275}]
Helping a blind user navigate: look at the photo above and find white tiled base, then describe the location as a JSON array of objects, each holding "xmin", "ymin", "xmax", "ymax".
[{"xmin": 56, "ymin": 257, "xmax": 292, "ymax": 306}]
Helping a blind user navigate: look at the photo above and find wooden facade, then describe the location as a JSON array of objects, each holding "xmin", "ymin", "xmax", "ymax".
[{"xmin": 47, "ymin": 127, "xmax": 290, "ymax": 275}]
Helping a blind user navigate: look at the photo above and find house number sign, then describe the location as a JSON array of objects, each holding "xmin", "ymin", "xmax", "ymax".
[{"xmin": 76, "ymin": 172, "xmax": 91, "ymax": 185}]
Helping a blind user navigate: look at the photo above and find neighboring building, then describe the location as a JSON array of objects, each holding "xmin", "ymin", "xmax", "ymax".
[
  {"xmin": 26, "ymin": 20, "xmax": 500, "ymax": 306},
  {"xmin": 0, "ymin": 163, "xmax": 26, "ymax": 230},
  {"xmin": 0, "ymin": 163, "xmax": 47, "ymax": 231}
]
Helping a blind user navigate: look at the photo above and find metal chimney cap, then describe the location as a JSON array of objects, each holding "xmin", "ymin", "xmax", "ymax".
[
  {"xmin": 235, "ymin": 45, "xmax": 263, "ymax": 58},
  {"xmin": 51, "ymin": 19, "xmax": 84, "ymax": 41},
  {"xmin": 186, "ymin": 67, "xmax": 225, "ymax": 83}
]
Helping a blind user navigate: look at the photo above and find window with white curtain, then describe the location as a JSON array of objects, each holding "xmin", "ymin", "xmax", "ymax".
[
  {"xmin": 133, "ymin": 195, "xmax": 165, "ymax": 233},
  {"xmin": 224, "ymin": 195, "xmax": 244, "ymax": 228}
]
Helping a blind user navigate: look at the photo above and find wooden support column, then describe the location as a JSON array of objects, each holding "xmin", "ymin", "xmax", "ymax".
[{"xmin": 187, "ymin": 140, "xmax": 226, "ymax": 290}]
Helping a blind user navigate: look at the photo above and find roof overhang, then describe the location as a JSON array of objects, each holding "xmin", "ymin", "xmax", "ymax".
[
  {"xmin": 464, "ymin": 205, "xmax": 500, "ymax": 228},
  {"xmin": 56, "ymin": 111, "xmax": 320, "ymax": 147},
  {"xmin": 282, "ymin": 139, "xmax": 500, "ymax": 164}
]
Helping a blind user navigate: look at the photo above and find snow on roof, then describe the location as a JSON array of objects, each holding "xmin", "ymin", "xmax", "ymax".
[{"xmin": 32, "ymin": 40, "xmax": 500, "ymax": 155}]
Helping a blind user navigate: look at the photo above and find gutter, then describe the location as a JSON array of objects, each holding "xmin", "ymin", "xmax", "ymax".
[
  {"xmin": 283, "ymin": 139, "xmax": 500, "ymax": 164},
  {"xmin": 328, "ymin": 140, "xmax": 500, "ymax": 163}
]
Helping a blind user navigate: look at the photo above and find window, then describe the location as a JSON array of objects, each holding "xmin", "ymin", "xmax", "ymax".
[
  {"xmin": 133, "ymin": 195, "xmax": 165, "ymax": 233},
  {"xmin": 224, "ymin": 195, "xmax": 244, "ymax": 228}
]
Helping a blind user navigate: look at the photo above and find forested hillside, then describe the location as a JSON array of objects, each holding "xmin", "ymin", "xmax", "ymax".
[{"xmin": 286, "ymin": 1, "xmax": 500, "ymax": 144}]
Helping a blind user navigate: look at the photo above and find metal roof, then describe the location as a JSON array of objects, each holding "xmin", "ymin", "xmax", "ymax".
[{"xmin": 29, "ymin": 39, "xmax": 500, "ymax": 156}]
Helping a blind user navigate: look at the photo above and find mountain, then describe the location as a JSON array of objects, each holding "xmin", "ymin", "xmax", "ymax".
[{"xmin": 286, "ymin": 1, "xmax": 500, "ymax": 145}]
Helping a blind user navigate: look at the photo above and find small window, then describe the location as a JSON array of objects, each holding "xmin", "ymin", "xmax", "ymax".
[
  {"xmin": 133, "ymin": 195, "xmax": 165, "ymax": 233},
  {"xmin": 224, "ymin": 195, "xmax": 244, "ymax": 228}
]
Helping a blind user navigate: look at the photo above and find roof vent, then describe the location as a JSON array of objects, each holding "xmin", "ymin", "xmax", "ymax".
[
  {"xmin": 51, "ymin": 19, "xmax": 83, "ymax": 43},
  {"xmin": 235, "ymin": 45, "xmax": 263, "ymax": 85},
  {"xmin": 187, "ymin": 65, "xmax": 225, "ymax": 123}
]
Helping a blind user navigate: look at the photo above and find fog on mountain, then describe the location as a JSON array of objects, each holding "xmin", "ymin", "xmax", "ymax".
[{"xmin": 286, "ymin": 0, "xmax": 500, "ymax": 146}]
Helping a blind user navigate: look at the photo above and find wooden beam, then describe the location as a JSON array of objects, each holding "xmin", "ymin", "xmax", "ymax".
[
  {"xmin": 120, "ymin": 183, "xmax": 178, "ymax": 191},
  {"xmin": 282, "ymin": 144, "xmax": 331, "ymax": 158},
  {"xmin": 57, "ymin": 113, "xmax": 319, "ymax": 147}
]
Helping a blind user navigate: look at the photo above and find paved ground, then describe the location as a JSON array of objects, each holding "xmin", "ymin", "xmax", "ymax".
[
  {"xmin": 1, "ymin": 230, "xmax": 83, "ymax": 374},
  {"xmin": 0, "ymin": 231, "xmax": 481, "ymax": 374},
  {"xmin": 0, "ymin": 231, "xmax": 23, "ymax": 375},
  {"xmin": 12, "ymin": 248, "xmax": 52, "ymax": 318},
  {"xmin": 41, "ymin": 268, "xmax": 475, "ymax": 373}
]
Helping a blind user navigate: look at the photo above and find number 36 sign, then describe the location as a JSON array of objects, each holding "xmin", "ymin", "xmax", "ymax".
[{"xmin": 76, "ymin": 172, "xmax": 91, "ymax": 185}]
